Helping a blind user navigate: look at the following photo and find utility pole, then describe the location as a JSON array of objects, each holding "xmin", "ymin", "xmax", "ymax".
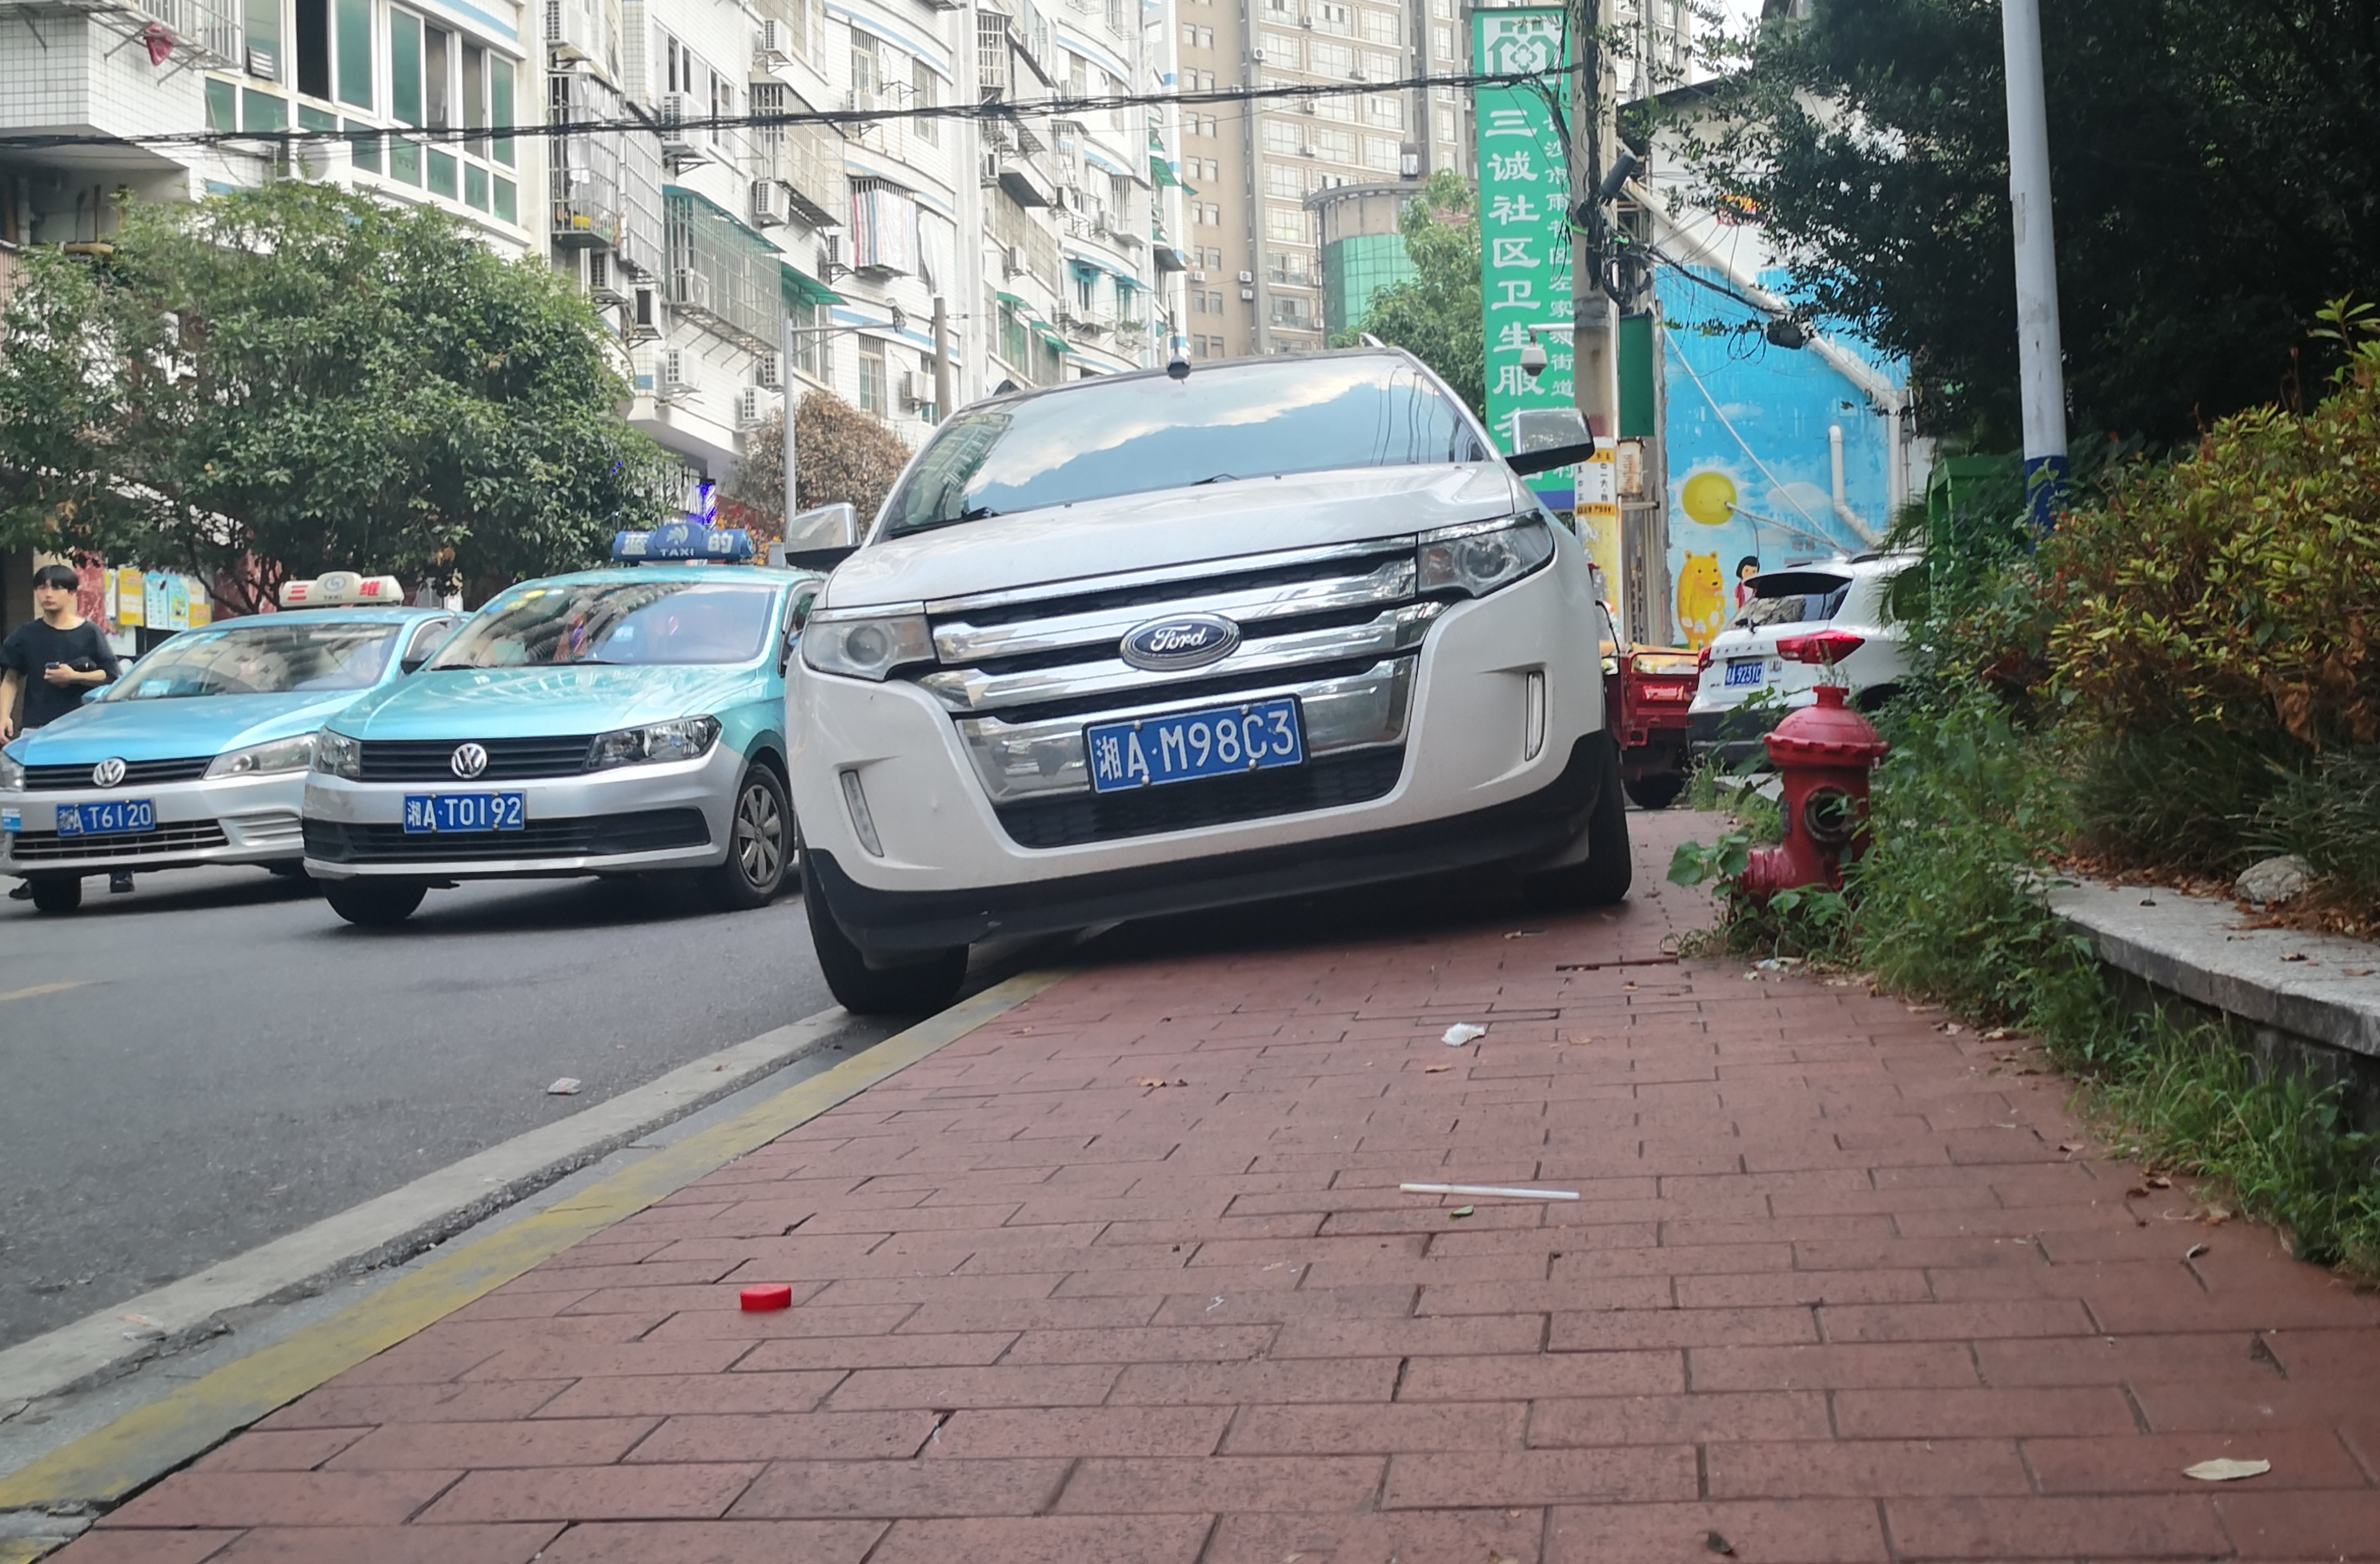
[
  {"xmin": 1572, "ymin": 0, "xmax": 1619, "ymax": 443},
  {"xmin": 2000, "ymin": 0, "xmax": 2067, "ymax": 527},
  {"xmin": 931, "ymin": 295, "xmax": 952, "ymax": 423},
  {"xmin": 781, "ymin": 311, "xmax": 799, "ymax": 523}
]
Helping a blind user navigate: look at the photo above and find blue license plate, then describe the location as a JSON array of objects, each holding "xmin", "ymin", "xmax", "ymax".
[
  {"xmin": 1085, "ymin": 698, "xmax": 1304, "ymax": 793},
  {"xmin": 1725, "ymin": 658, "xmax": 1765, "ymax": 688},
  {"xmin": 402, "ymin": 792, "xmax": 527, "ymax": 833},
  {"xmin": 56, "ymin": 800, "xmax": 155, "ymax": 836}
]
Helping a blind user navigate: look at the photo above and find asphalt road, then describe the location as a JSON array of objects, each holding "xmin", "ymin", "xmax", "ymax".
[{"xmin": 0, "ymin": 864, "xmax": 880, "ymax": 1353}]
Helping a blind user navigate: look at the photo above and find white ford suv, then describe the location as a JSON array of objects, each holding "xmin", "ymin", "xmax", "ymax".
[{"xmin": 788, "ymin": 351, "xmax": 1630, "ymax": 1013}]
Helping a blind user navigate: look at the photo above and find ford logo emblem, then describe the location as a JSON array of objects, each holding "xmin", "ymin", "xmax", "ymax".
[
  {"xmin": 449, "ymin": 742, "xmax": 490, "ymax": 780},
  {"xmin": 1119, "ymin": 613, "xmax": 1240, "ymax": 672}
]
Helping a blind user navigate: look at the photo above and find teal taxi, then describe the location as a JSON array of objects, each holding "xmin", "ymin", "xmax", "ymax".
[
  {"xmin": 1, "ymin": 575, "xmax": 457, "ymax": 913},
  {"xmin": 300, "ymin": 526, "xmax": 825, "ymax": 926}
]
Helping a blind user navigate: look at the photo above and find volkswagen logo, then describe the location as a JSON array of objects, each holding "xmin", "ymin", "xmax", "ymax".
[
  {"xmin": 1118, "ymin": 613, "xmax": 1240, "ymax": 672},
  {"xmin": 90, "ymin": 757, "xmax": 126, "ymax": 788},
  {"xmin": 449, "ymin": 742, "xmax": 490, "ymax": 780}
]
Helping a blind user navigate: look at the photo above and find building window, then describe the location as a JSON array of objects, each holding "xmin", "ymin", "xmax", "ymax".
[
  {"xmin": 1366, "ymin": 134, "xmax": 1397, "ymax": 170},
  {"xmin": 1314, "ymin": 2, "xmax": 1352, "ymax": 34},
  {"xmin": 294, "ymin": 0, "xmax": 328, "ymax": 98},
  {"xmin": 1360, "ymin": 7, "xmax": 1397, "ymax": 44},
  {"xmin": 850, "ymin": 32, "xmax": 878, "ymax": 99},
  {"xmin": 912, "ymin": 60, "xmax": 937, "ymax": 143},
  {"xmin": 1436, "ymin": 106, "xmax": 1456, "ymax": 142},
  {"xmin": 244, "ymin": 0, "xmax": 279, "ymax": 79},
  {"xmin": 1265, "ymin": 165, "xmax": 1302, "ymax": 199},
  {"xmin": 1363, "ymin": 50, "xmax": 1396, "ymax": 80},
  {"xmin": 1311, "ymin": 41, "xmax": 1353, "ymax": 75},
  {"xmin": 1431, "ymin": 23, "xmax": 1452, "ymax": 58},
  {"xmin": 858, "ymin": 338, "xmax": 887, "ymax": 413},
  {"xmin": 1267, "ymin": 204, "xmax": 1307, "ymax": 243}
]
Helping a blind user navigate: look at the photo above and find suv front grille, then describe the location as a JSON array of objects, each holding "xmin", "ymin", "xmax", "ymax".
[
  {"xmin": 303, "ymin": 809, "xmax": 709, "ymax": 864},
  {"xmin": 22, "ymin": 758, "xmax": 211, "ymax": 791},
  {"xmin": 355, "ymin": 736, "xmax": 598, "ymax": 782},
  {"xmin": 994, "ymin": 748, "xmax": 1405, "ymax": 848}
]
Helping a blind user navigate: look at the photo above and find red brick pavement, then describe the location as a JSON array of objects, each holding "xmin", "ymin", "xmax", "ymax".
[{"xmin": 62, "ymin": 810, "xmax": 2380, "ymax": 1562}]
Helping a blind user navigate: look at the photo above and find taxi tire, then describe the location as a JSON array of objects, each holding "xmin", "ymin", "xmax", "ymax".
[
  {"xmin": 705, "ymin": 764, "xmax": 794, "ymax": 911},
  {"xmin": 27, "ymin": 874, "xmax": 82, "ymax": 914},
  {"xmin": 802, "ymin": 856, "xmax": 967, "ymax": 1016},
  {"xmin": 1624, "ymin": 772, "xmax": 1686, "ymax": 810},
  {"xmin": 1525, "ymin": 740, "xmax": 1633, "ymax": 908},
  {"xmin": 323, "ymin": 878, "xmax": 427, "ymax": 926}
]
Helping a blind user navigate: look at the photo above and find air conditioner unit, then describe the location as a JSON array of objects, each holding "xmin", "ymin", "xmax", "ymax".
[
  {"xmin": 673, "ymin": 267, "xmax": 712, "ymax": 310},
  {"xmin": 656, "ymin": 93, "xmax": 705, "ymax": 163},
  {"xmin": 898, "ymin": 371, "xmax": 920, "ymax": 409},
  {"xmin": 1250, "ymin": 48, "xmax": 1264, "ymax": 62},
  {"xmin": 1236, "ymin": 271, "xmax": 1253, "ymax": 283},
  {"xmin": 1298, "ymin": 143, "xmax": 1317, "ymax": 157},
  {"xmin": 734, "ymin": 386, "xmax": 767, "ymax": 427},
  {"xmin": 629, "ymin": 284, "xmax": 661, "ymax": 340},
  {"xmin": 748, "ymin": 178, "xmax": 787, "ymax": 227},
  {"xmin": 1003, "ymin": 243, "xmax": 1027, "ymax": 276},
  {"xmin": 545, "ymin": 0, "xmax": 599, "ymax": 62},
  {"xmin": 1189, "ymin": 270, "xmax": 1208, "ymax": 283},
  {"xmin": 584, "ymin": 251, "xmax": 627, "ymax": 306},
  {"xmin": 819, "ymin": 235, "xmax": 842, "ymax": 275},
  {"xmin": 756, "ymin": 18, "xmax": 792, "ymax": 62},
  {"xmin": 755, "ymin": 351, "xmax": 783, "ymax": 390},
  {"xmin": 1298, "ymin": 99, "xmax": 1316, "ymax": 114},
  {"xmin": 657, "ymin": 347, "xmax": 692, "ymax": 396},
  {"xmin": 1240, "ymin": 287, "xmax": 1256, "ymax": 300}
]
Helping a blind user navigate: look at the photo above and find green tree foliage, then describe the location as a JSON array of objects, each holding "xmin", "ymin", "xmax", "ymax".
[
  {"xmin": 722, "ymin": 390, "xmax": 915, "ymax": 537},
  {"xmin": 1340, "ymin": 170, "xmax": 1484, "ymax": 416},
  {"xmin": 1681, "ymin": 0, "xmax": 2380, "ymax": 443},
  {"xmin": 0, "ymin": 182, "xmax": 677, "ymax": 612}
]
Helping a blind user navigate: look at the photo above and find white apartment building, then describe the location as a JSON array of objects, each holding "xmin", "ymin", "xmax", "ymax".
[{"xmin": 0, "ymin": 0, "xmax": 1186, "ymax": 518}]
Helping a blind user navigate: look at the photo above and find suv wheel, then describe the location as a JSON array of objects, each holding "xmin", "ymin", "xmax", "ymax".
[
  {"xmin": 323, "ymin": 878, "xmax": 427, "ymax": 927},
  {"xmin": 1527, "ymin": 740, "xmax": 1633, "ymax": 908},
  {"xmin": 706, "ymin": 765, "xmax": 794, "ymax": 911},
  {"xmin": 27, "ymin": 874, "xmax": 82, "ymax": 914},
  {"xmin": 802, "ymin": 855, "xmax": 966, "ymax": 1015}
]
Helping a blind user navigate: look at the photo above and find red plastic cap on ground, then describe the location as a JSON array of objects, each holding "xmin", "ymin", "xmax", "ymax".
[{"xmin": 739, "ymin": 1283, "xmax": 794, "ymax": 1312}]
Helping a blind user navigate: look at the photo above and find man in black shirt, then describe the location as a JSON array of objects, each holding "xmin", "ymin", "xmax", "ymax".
[{"xmin": 2, "ymin": 563, "xmax": 128, "ymax": 897}]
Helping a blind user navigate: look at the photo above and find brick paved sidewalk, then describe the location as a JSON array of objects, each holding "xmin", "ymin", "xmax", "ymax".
[{"xmin": 59, "ymin": 811, "xmax": 2380, "ymax": 1562}]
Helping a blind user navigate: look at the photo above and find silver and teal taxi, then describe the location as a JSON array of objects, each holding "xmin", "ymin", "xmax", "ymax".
[
  {"xmin": 0, "ymin": 578, "xmax": 457, "ymax": 913},
  {"xmin": 301, "ymin": 527, "xmax": 824, "ymax": 926}
]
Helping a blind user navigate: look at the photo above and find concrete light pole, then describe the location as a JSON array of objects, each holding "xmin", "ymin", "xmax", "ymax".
[
  {"xmin": 781, "ymin": 311, "xmax": 799, "ymax": 523},
  {"xmin": 2001, "ymin": 0, "xmax": 2067, "ymax": 527}
]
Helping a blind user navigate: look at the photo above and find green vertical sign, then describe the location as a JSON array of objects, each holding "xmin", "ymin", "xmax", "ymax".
[{"xmin": 1472, "ymin": 7, "xmax": 1574, "ymax": 478}]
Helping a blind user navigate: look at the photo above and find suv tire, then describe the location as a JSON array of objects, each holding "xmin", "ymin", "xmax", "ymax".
[
  {"xmin": 27, "ymin": 874, "xmax": 82, "ymax": 914},
  {"xmin": 323, "ymin": 878, "xmax": 427, "ymax": 927},
  {"xmin": 705, "ymin": 764, "xmax": 795, "ymax": 911},
  {"xmin": 803, "ymin": 856, "xmax": 966, "ymax": 1015},
  {"xmin": 1526, "ymin": 740, "xmax": 1633, "ymax": 908}
]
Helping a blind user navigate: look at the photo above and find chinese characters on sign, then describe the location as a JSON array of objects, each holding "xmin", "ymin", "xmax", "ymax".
[{"xmin": 1472, "ymin": 7, "xmax": 1574, "ymax": 473}]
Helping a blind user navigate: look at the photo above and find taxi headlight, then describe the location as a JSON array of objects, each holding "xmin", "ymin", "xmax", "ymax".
[
  {"xmin": 801, "ymin": 611, "xmax": 934, "ymax": 681},
  {"xmin": 586, "ymin": 716, "xmax": 722, "ymax": 771},
  {"xmin": 0, "ymin": 749, "xmax": 23, "ymax": 791},
  {"xmin": 1416, "ymin": 515, "xmax": 1557, "ymax": 599},
  {"xmin": 206, "ymin": 734, "xmax": 315, "ymax": 779},
  {"xmin": 313, "ymin": 730, "xmax": 363, "ymax": 780}
]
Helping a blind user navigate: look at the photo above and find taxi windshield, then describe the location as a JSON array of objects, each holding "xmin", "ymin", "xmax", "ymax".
[
  {"xmin": 112, "ymin": 623, "xmax": 399, "ymax": 700},
  {"xmin": 429, "ymin": 580, "xmax": 777, "ymax": 669},
  {"xmin": 882, "ymin": 355, "xmax": 1487, "ymax": 537}
]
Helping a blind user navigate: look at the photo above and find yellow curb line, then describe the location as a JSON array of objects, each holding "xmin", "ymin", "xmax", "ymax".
[{"xmin": 0, "ymin": 971, "xmax": 1068, "ymax": 1518}]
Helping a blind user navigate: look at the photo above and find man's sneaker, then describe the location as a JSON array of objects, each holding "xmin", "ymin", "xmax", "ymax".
[{"xmin": 109, "ymin": 872, "xmax": 134, "ymax": 895}]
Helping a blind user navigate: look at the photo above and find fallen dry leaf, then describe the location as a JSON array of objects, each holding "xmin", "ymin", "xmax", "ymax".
[
  {"xmin": 2185, "ymin": 1242, "xmax": 2210, "ymax": 1261},
  {"xmin": 2058, "ymin": 1144, "xmax": 2082, "ymax": 1154},
  {"xmin": 1136, "ymin": 1078, "xmax": 1169, "ymax": 1089},
  {"xmin": 1983, "ymin": 1027, "xmax": 2013, "ymax": 1041},
  {"xmin": 2281, "ymin": 952, "xmax": 2308, "ymax": 962},
  {"xmin": 1448, "ymin": 1205, "xmax": 1475, "ymax": 1219},
  {"xmin": 1424, "ymin": 1065, "xmax": 1452, "ymax": 1074},
  {"xmin": 1489, "ymin": 1553, "xmax": 1521, "ymax": 1564},
  {"xmin": 2148, "ymin": 1175, "xmax": 2172, "ymax": 1189},
  {"xmin": 1705, "ymin": 1531, "xmax": 1736, "ymax": 1556},
  {"xmin": 1939, "ymin": 1022, "xmax": 1965, "ymax": 1035},
  {"xmin": 2183, "ymin": 1457, "xmax": 2270, "ymax": 1482}
]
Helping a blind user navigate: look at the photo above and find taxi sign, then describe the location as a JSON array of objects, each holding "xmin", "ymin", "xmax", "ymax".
[
  {"xmin": 611, "ymin": 523, "xmax": 755, "ymax": 563},
  {"xmin": 281, "ymin": 571, "xmax": 406, "ymax": 608}
]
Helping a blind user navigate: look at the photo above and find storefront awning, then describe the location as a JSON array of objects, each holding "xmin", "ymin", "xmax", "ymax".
[{"xmin": 781, "ymin": 263, "xmax": 843, "ymax": 308}]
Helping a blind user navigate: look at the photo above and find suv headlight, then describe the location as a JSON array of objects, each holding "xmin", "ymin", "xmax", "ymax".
[
  {"xmin": 1417, "ymin": 515, "xmax": 1557, "ymax": 598},
  {"xmin": 206, "ymin": 734, "xmax": 315, "ymax": 779},
  {"xmin": 313, "ymin": 730, "xmax": 363, "ymax": 779},
  {"xmin": 587, "ymin": 716, "xmax": 722, "ymax": 771},
  {"xmin": 801, "ymin": 610, "xmax": 934, "ymax": 681},
  {"xmin": 0, "ymin": 749, "xmax": 23, "ymax": 791}
]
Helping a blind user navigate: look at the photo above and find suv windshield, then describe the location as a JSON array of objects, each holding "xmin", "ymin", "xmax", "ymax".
[
  {"xmin": 430, "ymin": 581, "xmax": 778, "ymax": 669},
  {"xmin": 113, "ymin": 622, "xmax": 398, "ymax": 700},
  {"xmin": 883, "ymin": 355, "xmax": 1487, "ymax": 537}
]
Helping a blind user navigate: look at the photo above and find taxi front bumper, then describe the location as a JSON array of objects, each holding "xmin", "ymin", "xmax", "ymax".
[
  {"xmin": 1, "ymin": 771, "xmax": 308, "ymax": 877},
  {"xmin": 300, "ymin": 743, "xmax": 739, "ymax": 880}
]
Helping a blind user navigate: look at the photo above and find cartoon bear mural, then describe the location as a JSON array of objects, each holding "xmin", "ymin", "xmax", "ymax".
[{"xmin": 1676, "ymin": 551, "xmax": 1727, "ymax": 649}]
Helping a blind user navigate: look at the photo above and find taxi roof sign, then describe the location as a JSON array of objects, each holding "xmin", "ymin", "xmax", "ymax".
[
  {"xmin": 612, "ymin": 523, "xmax": 755, "ymax": 564},
  {"xmin": 280, "ymin": 571, "xmax": 407, "ymax": 608}
]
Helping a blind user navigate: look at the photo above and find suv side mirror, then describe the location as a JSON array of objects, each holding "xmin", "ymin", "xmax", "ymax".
[{"xmin": 775, "ymin": 503, "xmax": 860, "ymax": 571}]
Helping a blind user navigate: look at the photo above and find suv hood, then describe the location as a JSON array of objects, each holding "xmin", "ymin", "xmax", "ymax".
[
  {"xmin": 330, "ymin": 664, "xmax": 759, "ymax": 740},
  {"xmin": 8, "ymin": 690, "xmax": 374, "ymax": 764},
  {"xmin": 827, "ymin": 463, "xmax": 1529, "ymax": 609}
]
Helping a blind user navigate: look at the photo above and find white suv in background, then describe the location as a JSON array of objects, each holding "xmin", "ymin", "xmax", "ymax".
[
  {"xmin": 1687, "ymin": 551, "xmax": 1917, "ymax": 767},
  {"xmin": 788, "ymin": 351, "xmax": 1632, "ymax": 1013}
]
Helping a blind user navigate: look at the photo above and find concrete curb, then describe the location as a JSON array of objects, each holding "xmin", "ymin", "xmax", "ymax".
[
  {"xmin": 2048, "ymin": 879, "xmax": 2380, "ymax": 1061},
  {"xmin": 0, "ymin": 1005, "xmax": 856, "ymax": 1415}
]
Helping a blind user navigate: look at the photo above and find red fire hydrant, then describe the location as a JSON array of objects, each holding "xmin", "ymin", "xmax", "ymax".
[{"xmin": 1741, "ymin": 684, "xmax": 1889, "ymax": 901}]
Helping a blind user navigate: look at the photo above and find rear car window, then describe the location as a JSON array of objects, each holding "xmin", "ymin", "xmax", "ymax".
[{"xmin": 1738, "ymin": 571, "xmax": 1852, "ymax": 628}]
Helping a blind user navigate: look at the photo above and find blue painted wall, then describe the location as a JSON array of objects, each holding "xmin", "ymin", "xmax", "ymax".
[{"xmin": 1656, "ymin": 265, "xmax": 1905, "ymax": 648}]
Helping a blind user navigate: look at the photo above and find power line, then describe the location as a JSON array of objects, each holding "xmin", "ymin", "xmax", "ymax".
[{"xmin": 0, "ymin": 68, "xmax": 1553, "ymax": 155}]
